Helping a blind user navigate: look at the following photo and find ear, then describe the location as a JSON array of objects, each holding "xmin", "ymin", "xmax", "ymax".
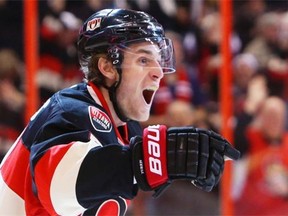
[{"xmin": 98, "ymin": 57, "xmax": 118, "ymax": 81}]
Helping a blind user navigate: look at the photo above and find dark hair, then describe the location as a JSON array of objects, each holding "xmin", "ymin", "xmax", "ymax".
[{"xmin": 87, "ymin": 53, "xmax": 106, "ymax": 86}]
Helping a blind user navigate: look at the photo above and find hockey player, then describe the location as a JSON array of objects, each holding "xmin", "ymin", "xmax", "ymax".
[{"xmin": 0, "ymin": 9, "xmax": 240, "ymax": 215}]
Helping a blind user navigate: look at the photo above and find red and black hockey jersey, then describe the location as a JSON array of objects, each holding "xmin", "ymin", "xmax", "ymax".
[{"xmin": 0, "ymin": 82, "xmax": 142, "ymax": 215}]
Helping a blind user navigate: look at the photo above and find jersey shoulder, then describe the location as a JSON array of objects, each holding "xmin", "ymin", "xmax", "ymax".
[{"xmin": 56, "ymin": 83, "xmax": 113, "ymax": 133}]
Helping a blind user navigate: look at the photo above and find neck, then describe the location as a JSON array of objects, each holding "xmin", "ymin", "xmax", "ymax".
[{"xmin": 99, "ymin": 86, "xmax": 126, "ymax": 127}]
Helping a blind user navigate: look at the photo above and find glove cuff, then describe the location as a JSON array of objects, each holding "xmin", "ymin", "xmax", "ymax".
[
  {"xmin": 130, "ymin": 125, "xmax": 170, "ymax": 198},
  {"xmin": 130, "ymin": 136, "xmax": 152, "ymax": 191}
]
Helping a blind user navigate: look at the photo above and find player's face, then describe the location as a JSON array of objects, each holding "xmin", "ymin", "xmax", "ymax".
[{"xmin": 116, "ymin": 42, "xmax": 164, "ymax": 121}]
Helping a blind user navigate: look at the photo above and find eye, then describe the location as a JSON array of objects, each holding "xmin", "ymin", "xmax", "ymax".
[{"xmin": 138, "ymin": 57, "xmax": 149, "ymax": 65}]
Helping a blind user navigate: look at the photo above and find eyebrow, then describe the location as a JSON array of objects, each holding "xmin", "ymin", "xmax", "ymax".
[
  {"xmin": 135, "ymin": 48, "xmax": 161, "ymax": 60},
  {"xmin": 135, "ymin": 49, "xmax": 154, "ymax": 55}
]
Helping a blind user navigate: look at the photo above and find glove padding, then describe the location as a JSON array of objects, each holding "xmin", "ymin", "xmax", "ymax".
[
  {"xmin": 167, "ymin": 127, "xmax": 240, "ymax": 192},
  {"xmin": 130, "ymin": 125, "xmax": 240, "ymax": 197}
]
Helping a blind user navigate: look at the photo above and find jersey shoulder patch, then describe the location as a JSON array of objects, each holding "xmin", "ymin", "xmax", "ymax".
[{"xmin": 88, "ymin": 106, "xmax": 112, "ymax": 133}]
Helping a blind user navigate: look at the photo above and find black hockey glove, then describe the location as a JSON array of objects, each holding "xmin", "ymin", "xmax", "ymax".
[{"xmin": 130, "ymin": 125, "xmax": 240, "ymax": 197}]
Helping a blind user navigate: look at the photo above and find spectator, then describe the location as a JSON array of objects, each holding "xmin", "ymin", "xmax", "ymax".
[
  {"xmin": 233, "ymin": 53, "xmax": 260, "ymax": 115},
  {"xmin": 243, "ymin": 12, "xmax": 288, "ymax": 97},
  {"xmin": 233, "ymin": 96, "xmax": 288, "ymax": 215},
  {"xmin": 244, "ymin": 12, "xmax": 281, "ymax": 70},
  {"xmin": 233, "ymin": 0, "xmax": 267, "ymax": 50},
  {"xmin": 38, "ymin": 9, "xmax": 83, "ymax": 103},
  {"xmin": 274, "ymin": 11, "xmax": 288, "ymax": 99},
  {"xmin": 234, "ymin": 73, "xmax": 269, "ymax": 156},
  {"xmin": 198, "ymin": 11, "xmax": 241, "ymax": 102},
  {"xmin": 0, "ymin": 49, "xmax": 25, "ymax": 161},
  {"xmin": 166, "ymin": 0, "xmax": 202, "ymax": 65}
]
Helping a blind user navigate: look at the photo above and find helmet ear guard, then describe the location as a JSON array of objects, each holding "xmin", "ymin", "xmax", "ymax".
[{"xmin": 107, "ymin": 46, "xmax": 122, "ymax": 67}]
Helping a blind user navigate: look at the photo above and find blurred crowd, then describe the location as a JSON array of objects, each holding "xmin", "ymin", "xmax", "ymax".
[{"xmin": 1, "ymin": 0, "xmax": 288, "ymax": 215}]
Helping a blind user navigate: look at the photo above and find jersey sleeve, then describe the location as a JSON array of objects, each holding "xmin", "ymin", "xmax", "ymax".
[{"xmin": 32, "ymin": 132, "xmax": 137, "ymax": 215}]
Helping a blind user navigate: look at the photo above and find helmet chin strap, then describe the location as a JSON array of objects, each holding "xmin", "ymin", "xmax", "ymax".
[{"xmin": 107, "ymin": 70, "xmax": 130, "ymax": 122}]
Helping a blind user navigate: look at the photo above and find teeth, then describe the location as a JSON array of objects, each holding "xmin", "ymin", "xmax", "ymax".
[{"xmin": 145, "ymin": 86, "xmax": 158, "ymax": 91}]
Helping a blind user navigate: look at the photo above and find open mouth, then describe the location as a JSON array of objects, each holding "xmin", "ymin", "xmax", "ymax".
[{"xmin": 142, "ymin": 89, "xmax": 155, "ymax": 105}]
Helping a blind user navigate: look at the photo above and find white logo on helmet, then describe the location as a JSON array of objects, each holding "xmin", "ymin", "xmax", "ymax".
[{"xmin": 86, "ymin": 17, "xmax": 101, "ymax": 31}]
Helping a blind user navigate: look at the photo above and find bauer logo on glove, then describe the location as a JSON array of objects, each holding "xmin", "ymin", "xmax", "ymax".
[
  {"xmin": 143, "ymin": 125, "xmax": 168, "ymax": 188},
  {"xmin": 130, "ymin": 125, "xmax": 240, "ymax": 197}
]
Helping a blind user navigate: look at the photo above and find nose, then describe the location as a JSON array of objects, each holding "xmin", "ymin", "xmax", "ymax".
[{"xmin": 150, "ymin": 62, "xmax": 164, "ymax": 80}]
